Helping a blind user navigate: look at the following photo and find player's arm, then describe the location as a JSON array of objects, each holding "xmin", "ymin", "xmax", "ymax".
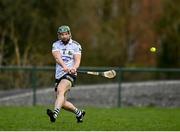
[
  {"xmin": 70, "ymin": 53, "xmax": 81, "ymax": 74},
  {"xmin": 70, "ymin": 43, "xmax": 82, "ymax": 74},
  {"xmin": 52, "ymin": 51, "xmax": 69, "ymax": 72},
  {"xmin": 73, "ymin": 53, "xmax": 81, "ymax": 69}
]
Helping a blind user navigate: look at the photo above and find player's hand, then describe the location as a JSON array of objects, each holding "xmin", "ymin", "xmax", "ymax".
[
  {"xmin": 63, "ymin": 66, "xmax": 70, "ymax": 73},
  {"xmin": 69, "ymin": 67, "xmax": 77, "ymax": 75}
]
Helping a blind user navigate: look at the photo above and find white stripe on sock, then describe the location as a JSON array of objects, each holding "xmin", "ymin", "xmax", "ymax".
[
  {"xmin": 74, "ymin": 108, "xmax": 82, "ymax": 117},
  {"xmin": 53, "ymin": 108, "xmax": 60, "ymax": 118}
]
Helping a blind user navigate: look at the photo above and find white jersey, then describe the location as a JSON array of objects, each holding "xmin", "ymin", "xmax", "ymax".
[{"xmin": 52, "ymin": 39, "xmax": 82, "ymax": 79}]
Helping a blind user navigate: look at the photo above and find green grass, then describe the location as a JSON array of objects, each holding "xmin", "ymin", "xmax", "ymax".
[{"xmin": 0, "ymin": 106, "xmax": 179, "ymax": 131}]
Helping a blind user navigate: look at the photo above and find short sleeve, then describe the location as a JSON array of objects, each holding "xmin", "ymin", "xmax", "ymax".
[
  {"xmin": 74, "ymin": 44, "xmax": 82, "ymax": 54},
  {"xmin": 52, "ymin": 43, "xmax": 60, "ymax": 52}
]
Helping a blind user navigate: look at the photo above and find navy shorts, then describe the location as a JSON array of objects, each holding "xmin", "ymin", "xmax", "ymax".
[{"xmin": 54, "ymin": 73, "xmax": 76, "ymax": 92}]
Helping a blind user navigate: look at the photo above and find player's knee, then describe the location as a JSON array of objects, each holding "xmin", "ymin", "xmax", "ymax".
[{"xmin": 56, "ymin": 89, "xmax": 65, "ymax": 96}]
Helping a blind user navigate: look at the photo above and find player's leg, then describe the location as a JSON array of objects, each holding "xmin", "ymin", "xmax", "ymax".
[
  {"xmin": 47, "ymin": 79, "xmax": 71, "ymax": 122},
  {"xmin": 53, "ymin": 79, "xmax": 71, "ymax": 117},
  {"xmin": 62, "ymin": 100, "xmax": 85, "ymax": 123}
]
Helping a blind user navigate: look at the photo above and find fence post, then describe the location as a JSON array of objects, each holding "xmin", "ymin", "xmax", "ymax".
[
  {"xmin": 117, "ymin": 68, "xmax": 123, "ymax": 107},
  {"xmin": 31, "ymin": 67, "xmax": 37, "ymax": 106}
]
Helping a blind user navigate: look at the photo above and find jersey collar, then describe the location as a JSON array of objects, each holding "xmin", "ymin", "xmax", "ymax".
[
  {"xmin": 68, "ymin": 39, "xmax": 73, "ymax": 44},
  {"xmin": 60, "ymin": 39, "xmax": 73, "ymax": 45}
]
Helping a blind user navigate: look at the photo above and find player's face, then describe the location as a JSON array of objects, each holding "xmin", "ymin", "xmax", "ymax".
[{"xmin": 58, "ymin": 32, "xmax": 70, "ymax": 42}]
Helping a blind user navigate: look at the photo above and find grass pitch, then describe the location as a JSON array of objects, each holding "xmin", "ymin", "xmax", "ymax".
[{"xmin": 0, "ymin": 106, "xmax": 179, "ymax": 131}]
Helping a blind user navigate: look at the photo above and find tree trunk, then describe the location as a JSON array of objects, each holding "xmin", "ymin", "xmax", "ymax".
[
  {"xmin": 10, "ymin": 21, "xmax": 21, "ymax": 66},
  {"xmin": 0, "ymin": 30, "xmax": 6, "ymax": 66},
  {"xmin": 22, "ymin": 45, "xmax": 31, "ymax": 66}
]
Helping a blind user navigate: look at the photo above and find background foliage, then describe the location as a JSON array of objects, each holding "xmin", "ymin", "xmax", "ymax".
[{"xmin": 0, "ymin": 0, "xmax": 179, "ymax": 68}]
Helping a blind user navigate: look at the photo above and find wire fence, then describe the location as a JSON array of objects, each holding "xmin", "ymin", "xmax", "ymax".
[{"xmin": 0, "ymin": 66, "xmax": 180, "ymax": 107}]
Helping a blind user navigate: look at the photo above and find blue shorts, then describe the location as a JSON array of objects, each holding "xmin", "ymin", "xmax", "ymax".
[{"xmin": 54, "ymin": 73, "xmax": 76, "ymax": 92}]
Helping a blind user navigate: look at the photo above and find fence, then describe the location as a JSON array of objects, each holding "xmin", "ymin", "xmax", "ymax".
[{"xmin": 0, "ymin": 66, "xmax": 180, "ymax": 107}]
